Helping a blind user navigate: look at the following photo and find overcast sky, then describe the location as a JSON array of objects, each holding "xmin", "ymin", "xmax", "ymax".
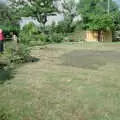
[
  {"xmin": 115, "ymin": 0, "xmax": 120, "ymax": 4},
  {"xmin": 0, "ymin": 0, "xmax": 6, "ymax": 3}
]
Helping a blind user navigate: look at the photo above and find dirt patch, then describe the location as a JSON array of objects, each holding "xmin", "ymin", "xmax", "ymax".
[{"xmin": 61, "ymin": 50, "xmax": 120, "ymax": 69}]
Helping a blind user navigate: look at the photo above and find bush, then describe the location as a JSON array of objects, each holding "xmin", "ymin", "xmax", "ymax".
[
  {"xmin": 55, "ymin": 18, "xmax": 76, "ymax": 33},
  {"xmin": 19, "ymin": 22, "xmax": 38, "ymax": 45},
  {"xmin": 48, "ymin": 33, "xmax": 64, "ymax": 43},
  {"xmin": 46, "ymin": 18, "xmax": 76, "ymax": 34},
  {"xmin": 19, "ymin": 21, "xmax": 67, "ymax": 45},
  {"xmin": 29, "ymin": 33, "xmax": 49, "ymax": 46},
  {"xmin": 0, "ymin": 24, "xmax": 20, "ymax": 39},
  {"xmin": 113, "ymin": 31, "xmax": 120, "ymax": 41},
  {"xmin": 19, "ymin": 31, "xmax": 30, "ymax": 45},
  {"xmin": 7, "ymin": 43, "xmax": 31, "ymax": 64},
  {"xmin": 39, "ymin": 33, "xmax": 49, "ymax": 42}
]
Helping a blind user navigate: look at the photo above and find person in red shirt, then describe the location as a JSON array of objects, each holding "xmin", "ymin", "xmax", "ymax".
[{"xmin": 0, "ymin": 29, "xmax": 4, "ymax": 53}]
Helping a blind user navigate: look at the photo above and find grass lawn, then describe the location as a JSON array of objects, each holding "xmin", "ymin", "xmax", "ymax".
[{"xmin": 0, "ymin": 42, "xmax": 120, "ymax": 120}]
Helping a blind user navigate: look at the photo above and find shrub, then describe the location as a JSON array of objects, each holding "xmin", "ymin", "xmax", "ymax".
[
  {"xmin": 22, "ymin": 22, "xmax": 38, "ymax": 35},
  {"xmin": 55, "ymin": 18, "xmax": 76, "ymax": 33},
  {"xmin": 46, "ymin": 18, "xmax": 76, "ymax": 34},
  {"xmin": 19, "ymin": 22, "xmax": 38, "ymax": 45},
  {"xmin": 113, "ymin": 31, "xmax": 120, "ymax": 41},
  {"xmin": 0, "ymin": 24, "xmax": 20, "ymax": 39},
  {"xmin": 29, "ymin": 33, "xmax": 49, "ymax": 46},
  {"xmin": 19, "ymin": 31, "xmax": 31, "ymax": 45},
  {"xmin": 7, "ymin": 43, "xmax": 31, "ymax": 64},
  {"xmin": 39, "ymin": 33, "xmax": 49, "ymax": 42},
  {"xmin": 48, "ymin": 33, "xmax": 64, "ymax": 43}
]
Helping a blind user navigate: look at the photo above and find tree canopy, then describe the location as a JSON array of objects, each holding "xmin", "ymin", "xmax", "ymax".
[
  {"xmin": 8, "ymin": 0, "xmax": 57, "ymax": 28},
  {"xmin": 57, "ymin": 0, "xmax": 77, "ymax": 23},
  {"xmin": 77, "ymin": 0, "xmax": 120, "ymax": 31},
  {"xmin": 0, "ymin": 2, "xmax": 20, "ymax": 36}
]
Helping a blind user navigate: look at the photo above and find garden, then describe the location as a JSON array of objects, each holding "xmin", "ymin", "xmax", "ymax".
[{"xmin": 0, "ymin": 0, "xmax": 120, "ymax": 120}]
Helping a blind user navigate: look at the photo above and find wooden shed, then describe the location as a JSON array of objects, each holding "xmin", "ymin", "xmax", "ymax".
[{"xmin": 85, "ymin": 30, "xmax": 112, "ymax": 42}]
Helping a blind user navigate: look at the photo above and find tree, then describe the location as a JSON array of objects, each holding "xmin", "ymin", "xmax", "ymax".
[
  {"xmin": 0, "ymin": 2, "xmax": 20, "ymax": 38},
  {"xmin": 77, "ymin": 0, "xmax": 120, "ymax": 41},
  {"xmin": 57, "ymin": 0, "xmax": 77, "ymax": 23},
  {"xmin": 77, "ymin": 0, "xmax": 119, "ymax": 30},
  {"xmin": 0, "ymin": 3, "xmax": 9, "ymax": 24},
  {"xmin": 8, "ymin": 0, "xmax": 57, "ymax": 29}
]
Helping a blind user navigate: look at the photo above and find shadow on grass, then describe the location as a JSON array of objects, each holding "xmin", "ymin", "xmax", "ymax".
[
  {"xmin": 0, "ymin": 107, "xmax": 10, "ymax": 120},
  {"xmin": 61, "ymin": 50, "xmax": 120, "ymax": 70},
  {"xmin": 0, "ymin": 64, "xmax": 15, "ymax": 84},
  {"xmin": 31, "ymin": 57, "xmax": 40, "ymax": 63},
  {"xmin": 0, "ymin": 56, "xmax": 40, "ymax": 84}
]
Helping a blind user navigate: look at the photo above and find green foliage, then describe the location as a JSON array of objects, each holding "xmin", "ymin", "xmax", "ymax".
[
  {"xmin": 8, "ymin": 0, "xmax": 57, "ymax": 28},
  {"xmin": 74, "ymin": 21, "xmax": 84, "ymax": 31},
  {"xmin": 77, "ymin": 0, "xmax": 119, "ymax": 31},
  {"xmin": 0, "ymin": 2, "xmax": 21, "ymax": 30},
  {"xmin": 86, "ymin": 14, "xmax": 115, "ymax": 31},
  {"xmin": 78, "ymin": 0, "xmax": 119, "ymax": 16},
  {"xmin": 5, "ymin": 43, "xmax": 31, "ymax": 64},
  {"xmin": 9, "ymin": 44, "xmax": 31, "ymax": 64},
  {"xmin": 113, "ymin": 31, "xmax": 120, "ymax": 41},
  {"xmin": 0, "ymin": 65, "xmax": 14, "ymax": 83},
  {"xmin": 22, "ymin": 22, "xmax": 38, "ymax": 36},
  {"xmin": 56, "ymin": 18, "xmax": 74, "ymax": 33},
  {"xmin": 47, "ymin": 18, "xmax": 76, "ymax": 34},
  {"xmin": 19, "ymin": 22, "xmax": 64, "ymax": 45},
  {"xmin": 19, "ymin": 22, "xmax": 38, "ymax": 44},
  {"xmin": 64, "ymin": 31, "xmax": 85, "ymax": 42},
  {"xmin": 48, "ymin": 33, "xmax": 64, "ymax": 43},
  {"xmin": 19, "ymin": 31, "xmax": 30, "ymax": 45},
  {"xmin": 39, "ymin": 33, "xmax": 49, "ymax": 42},
  {"xmin": 0, "ymin": 24, "xmax": 20, "ymax": 38},
  {"xmin": 0, "ymin": 3, "xmax": 8, "ymax": 24},
  {"xmin": 0, "ymin": 3, "xmax": 20, "ymax": 39}
]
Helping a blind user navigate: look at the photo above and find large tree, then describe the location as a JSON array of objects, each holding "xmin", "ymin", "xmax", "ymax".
[
  {"xmin": 77, "ymin": 0, "xmax": 119, "ymax": 30},
  {"xmin": 0, "ymin": 3, "xmax": 9, "ymax": 24},
  {"xmin": 0, "ymin": 2, "xmax": 20, "ymax": 37},
  {"xmin": 77, "ymin": 0, "xmax": 120, "ymax": 41},
  {"xmin": 8, "ymin": 0, "xmax": 57, "ymax": 29},
  {"xmin": 0, "ymin": 1, "xmax": 21, "ymax": 26},
  {"xmin": 56, "ymin": 0, "xmax": 77, "ymax": 23}
]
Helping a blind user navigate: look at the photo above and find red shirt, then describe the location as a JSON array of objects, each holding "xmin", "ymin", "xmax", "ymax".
[{"xmin": 0, "ymin": 32, "xmax": 4, "ymax": 41}]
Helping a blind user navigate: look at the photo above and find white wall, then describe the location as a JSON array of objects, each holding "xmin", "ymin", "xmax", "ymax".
[{"xmin": 20, "ymin": 13, "xmax": 64, "ymax": 28}]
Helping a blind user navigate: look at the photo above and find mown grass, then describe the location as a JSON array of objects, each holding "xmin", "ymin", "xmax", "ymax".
[{"xmin": 0, "ymin": 42, "xmax": 120, "ymax": 120}]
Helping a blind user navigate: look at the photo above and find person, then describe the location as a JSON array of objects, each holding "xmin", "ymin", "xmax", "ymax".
[
  {"xmin": 0, "ymin": 29, "xmax": 4, "ymax": 53},
  {"xmin": 12, "ymin": 33, "xmax": 18, "ymax": 44},
  {"xmin": 12, "ymin": 32, "xmax": 19, "ymax": 50}
]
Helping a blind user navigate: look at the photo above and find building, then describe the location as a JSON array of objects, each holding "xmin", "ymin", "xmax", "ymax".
[{"xmin": 85, "ymin": 30, "xmax": 112, "ymax": 42}]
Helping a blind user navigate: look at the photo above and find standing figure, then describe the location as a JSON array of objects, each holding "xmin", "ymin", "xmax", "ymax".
[
  {"xmin": 0, "ymin": 29, "xmax": 4, "ymax": 53},
  {"xmin": 12, "ymin": 33, "xmax": 18, "ymax": 44}
]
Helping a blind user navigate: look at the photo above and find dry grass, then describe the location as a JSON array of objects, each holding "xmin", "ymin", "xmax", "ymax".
[{"xmin": 0, "ymin": 42, "xmax": 120, "ymax": 120}]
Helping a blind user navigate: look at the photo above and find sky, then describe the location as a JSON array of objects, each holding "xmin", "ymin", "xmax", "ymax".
[{"xmin": 115, "ymin": 0, "xmax": 120, "ymax": 4}]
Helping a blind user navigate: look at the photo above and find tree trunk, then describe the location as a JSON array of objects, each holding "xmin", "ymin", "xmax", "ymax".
[{"xmin": 98, "ymin": 30, "xmax": 103, "ymax": 42}]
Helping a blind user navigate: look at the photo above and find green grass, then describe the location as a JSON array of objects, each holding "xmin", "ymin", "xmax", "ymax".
[{"xmin": 0, "ymin": 42, "xmax": 120, "ymax": 120}]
